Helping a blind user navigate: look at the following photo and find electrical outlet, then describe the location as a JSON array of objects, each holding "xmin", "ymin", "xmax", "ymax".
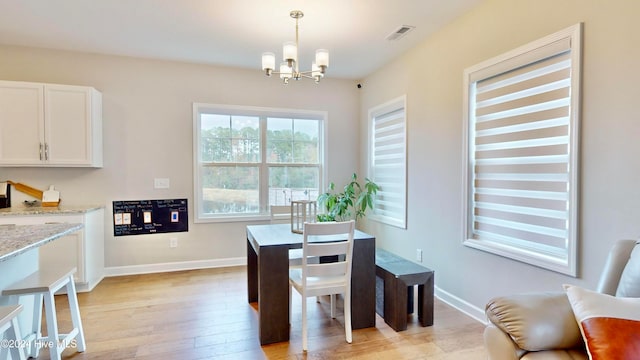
[
  {"xmin": 416, "ymin": 249, "xmax": 423, "ymax": 262},
  {"xmin": 170, "ymin": 238, "xmax": 178, "ymax": 248}
]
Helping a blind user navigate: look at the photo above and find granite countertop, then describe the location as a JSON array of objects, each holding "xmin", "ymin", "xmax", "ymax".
[
  {"xmin": 0, "ymin": 223, "xmax": 83, "ymax": 262},
  {"xmin": 0, "ymin": 205, "xmax": 103, "ymax": 216}
]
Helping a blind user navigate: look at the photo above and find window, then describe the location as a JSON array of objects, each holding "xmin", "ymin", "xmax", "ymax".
[
  {"xmin": 193, "ymin": 104, "xmax": 325, "ymax": 222},
  {"xmin": 463, "ymin": 24, "xmax": 582, "ymax": 276},
  {"xmin": 368, "ymin": 96, "xmax": 407, "ymax": 229}
]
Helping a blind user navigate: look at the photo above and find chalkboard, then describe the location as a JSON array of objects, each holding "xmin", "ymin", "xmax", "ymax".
[{"xmin": 112, "ymin": 199, "xmax": 188, "ymax": 236}]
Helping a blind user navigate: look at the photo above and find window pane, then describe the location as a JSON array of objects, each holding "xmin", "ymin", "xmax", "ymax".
[
  {"xmin": 200, "ymin": 114, "xmax": 259, "ymax": 163},
  {"xmin": 200, "ymin": 166, "xmax": 259, "ymax": 214},
  {"xmin": 267, "ymin": 118, "xmax": 319, "ymax": 164},
  {"xmin": 267, "ymin": 117, "xmax": 293, "ymax": 163},
  {"xmin": 232, "ymin": 116, "xmax": 260, "ymax": 162},
  {"xmin": 269, "ymin": 166, "xmax": 319, "ymax": 205},
  {"xmin": 201, "ymin": 114, "xmax": 231, "ymax": 162},
  {"xmin": 293, "ymin": 119, "xmax": 319, "ymax": 163}
]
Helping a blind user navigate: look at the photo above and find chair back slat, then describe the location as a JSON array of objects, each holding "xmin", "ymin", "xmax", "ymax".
[
  {"xmin": 305, "ymin": 241, "xmax": 349, "ymax": 257},
  {"xmin": 304, "ymin": 221, "xmax": 354, "ymax": 236},
  {"xmin": 306, "ymin": 262, "xmax": 348, "ymax": 277},
  {"xmin": 301, "ymin": 220, "xmax": 355, "ymax": 285}
]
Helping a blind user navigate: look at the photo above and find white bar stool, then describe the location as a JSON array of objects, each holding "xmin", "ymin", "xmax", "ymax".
[
  {"xmin": 2, "ymin": 267, "xmax": 86, "ymax": 360},
  {"xmin": 0, "ymin": 304, "xmax": 27, "ymax": 360}
]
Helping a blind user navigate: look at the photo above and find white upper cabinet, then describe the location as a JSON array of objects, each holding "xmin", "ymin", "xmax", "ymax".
[
  {"xmin": 0, "ymin": 81, "xmax": 44, "ymax": 165},
  {"xmin": 0, "ymin": 80, "xmax": 103, "ymax": 167}
]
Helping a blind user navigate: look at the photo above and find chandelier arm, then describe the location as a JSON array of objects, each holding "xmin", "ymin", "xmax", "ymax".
[
  {"xmin": 299, "ymin": 73, "xmax": 314, "ymax": 79},
  {"xmin": 298, "ymin": 70, "xmax": 317, "ymax": 75}
]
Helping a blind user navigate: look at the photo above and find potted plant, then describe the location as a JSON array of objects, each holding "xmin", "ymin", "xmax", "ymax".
[{"xmin": 317, "ymin": 173, "xmax": 379, "ymax": 222}]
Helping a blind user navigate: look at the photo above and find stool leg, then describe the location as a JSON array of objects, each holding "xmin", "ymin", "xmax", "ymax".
[
  {"xmin": 8, "ymin": 294, "xmax": 42, "ymax": 359},
  {"xmin": 43, "ymin": 290, "xmax": 63, "ymax": 360},
  {"xmin": 32, "ymin": 294, "xmax": 44, "ymax": 358},
  {"xmin": 66, "ymin": 276, "xmax": 86, "ymax": 352},
  {"xmin": 8, "ymin": 317, "xmax": 27, "ymax": 360},
  {"xmin": 0, "ymin": 323, "xmax": 8, "ymax": 360}
]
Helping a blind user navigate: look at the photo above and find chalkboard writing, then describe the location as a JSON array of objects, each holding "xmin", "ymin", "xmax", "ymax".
[{"xmin": 112, "ymin": 199, "xmax": 188, "ymax": 236}]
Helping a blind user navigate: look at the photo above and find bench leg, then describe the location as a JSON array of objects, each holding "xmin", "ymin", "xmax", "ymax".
[
  {"xmin": 417, "ymin": 273, "xmax": 434, "ymax": 327},
  {"xmin": 383, "ymin": 273, "xmax": 408, "ymax": 331}
]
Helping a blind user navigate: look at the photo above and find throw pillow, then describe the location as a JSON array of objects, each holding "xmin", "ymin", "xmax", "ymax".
[{"xmin": 564, "ymin": 284, "xmax": 640, "ymax": 360}]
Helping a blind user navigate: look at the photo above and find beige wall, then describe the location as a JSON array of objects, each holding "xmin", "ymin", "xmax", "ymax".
[
  {"xmin": 359, "ymin": 0, "xmax": 640, "ymax": 317},
  {"xmin": 0, "ymin": 46, "xmax": 360, "ymax": 269}
]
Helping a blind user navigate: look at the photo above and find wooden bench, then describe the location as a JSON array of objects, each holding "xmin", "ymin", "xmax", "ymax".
[{"xmin": 375, "ymin": 248, "xmax": 434, "ymax": 331}]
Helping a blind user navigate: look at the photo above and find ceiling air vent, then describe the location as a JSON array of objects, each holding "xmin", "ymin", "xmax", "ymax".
[{"xmin": 385, "ymin": 25, "xmax": 415, "ymax": 41}]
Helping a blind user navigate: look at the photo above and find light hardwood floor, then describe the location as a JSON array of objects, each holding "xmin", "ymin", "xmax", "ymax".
[{"xmin": 43, "ymin": 266, "xmax": 487, "ymax": 359}]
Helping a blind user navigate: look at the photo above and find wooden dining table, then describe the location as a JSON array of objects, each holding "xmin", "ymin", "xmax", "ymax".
[{"xmin": 246, "ymin": 223, "xmax": 376, "ymax": 345}]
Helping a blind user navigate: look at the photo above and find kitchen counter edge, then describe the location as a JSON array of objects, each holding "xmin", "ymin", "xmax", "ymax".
[{"xmin": 0, "ymin": 205, "xmax": 104, "ymax": 216}]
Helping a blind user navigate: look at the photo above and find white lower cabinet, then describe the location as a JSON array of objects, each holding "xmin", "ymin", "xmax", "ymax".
[{"xmin": 0, "ymin": 208, "xmax": 104, "ymax": 292}]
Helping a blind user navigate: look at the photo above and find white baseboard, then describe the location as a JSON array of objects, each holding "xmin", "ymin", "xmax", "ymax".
[
  {"xmin": 435, "ymin": 286, "xmax": 488, "ymax": 325},
  {"xmin": 75, "ymin": 276, "xmax": 105, "ymax": 293},
  {"xmin": 104, "ymin": 257, "xmax": 246, "ymax": 277}
]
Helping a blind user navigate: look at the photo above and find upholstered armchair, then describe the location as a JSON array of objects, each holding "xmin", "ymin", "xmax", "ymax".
[{"xmin": 484, "ymin": 239, "xmax": 640, "ymax": 360}]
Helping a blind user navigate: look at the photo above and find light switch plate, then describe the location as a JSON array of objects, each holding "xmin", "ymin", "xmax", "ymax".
[{"xmin": 154, "ymin": 178, "xmax": 170, "ymax": 189}]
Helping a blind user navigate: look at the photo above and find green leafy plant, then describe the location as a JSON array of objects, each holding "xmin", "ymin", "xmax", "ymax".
[{"xmin": 317, "ymin": 173, "xmax": 380, "ymax": 222}]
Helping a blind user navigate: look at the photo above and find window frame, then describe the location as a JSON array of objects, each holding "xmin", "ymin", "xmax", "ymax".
[
  {"xmin": 193, "ymin": 103, "xmax": 327, "ymax": 223},
  {"xmin": 368, "ymin": 95, "xmax": 408, "ymax": 229},
  {"xmin": 462, "ymin": 24, "xmax": 582, "ymax": 276}
]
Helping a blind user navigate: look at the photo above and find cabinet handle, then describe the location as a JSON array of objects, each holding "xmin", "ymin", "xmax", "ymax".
[
  {"xmin": 39, "ymin": 143, "xmax": 44, "ymax": 161},
  {"xmin": 44, "ymin": 143, "xmax": 49, "ymax": 161}
]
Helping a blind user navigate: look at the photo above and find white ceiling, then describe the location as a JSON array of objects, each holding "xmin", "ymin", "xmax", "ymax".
[{"xmin": 0, "ymin": 0, "xmax": 483, "ymax": 80}]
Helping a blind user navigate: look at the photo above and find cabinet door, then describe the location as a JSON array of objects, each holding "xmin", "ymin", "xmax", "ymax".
[
  {"xmin": 45, "ymin": 84, "xmax": 95, "ymax": 166},
  {"xmin": 0, "ymin": 81, "xmax": 45, "ymax": 165}
]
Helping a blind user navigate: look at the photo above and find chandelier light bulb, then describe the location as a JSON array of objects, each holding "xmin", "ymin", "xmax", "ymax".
[
  {"xmin": 262, "ymin": 52, "xmax": 275, "ymax": 75},
  {"xmin": 315, "ymin": 49, "xmax": 329, "ymax": 68},
  {"xmin": 280, "ymin": 62, "xmax": 292, "ymax": 79},
  {"xmin": 283, "ymin": 41, "xmax": 297, "ymax": 65}
]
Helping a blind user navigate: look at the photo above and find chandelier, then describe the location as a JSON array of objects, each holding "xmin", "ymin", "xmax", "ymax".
[{"xmin": 261, "ymin": 10, "xmax": 329, "ymax": 84}]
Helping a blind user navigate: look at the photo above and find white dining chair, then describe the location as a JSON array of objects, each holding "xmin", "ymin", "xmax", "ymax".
[
  {"xmin": 288, "ymin": 220, "xmax": 355, "ymax": 351},
  {"xmin": 269, "ymin": 205, "xmax": 291, "ymax": 223}
]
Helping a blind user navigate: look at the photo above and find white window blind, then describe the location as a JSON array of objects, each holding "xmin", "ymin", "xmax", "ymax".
[
  {"xmin": 463, "ymin": 24, "xmax": 582, "ymax": 276},
  {"xmin": 369, "ymin": 96, "xmax": 407, "ymax": 229}
]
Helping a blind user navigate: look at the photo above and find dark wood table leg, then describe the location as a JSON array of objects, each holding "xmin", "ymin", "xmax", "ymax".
[
  {"xmin": 418, "ymin": 272, "xmax": 434, "ymax": 327},
  {"xmin": 247, "ymin": 239, "xmax": 258, "ymax": 303},
  {"xmin": 351, "ymin": 237, "xmax": 376, "ymax": 329},
  {"xmin": 258, "ymin": 246, "xmax": 290, "ymax": 345},
  {"xmin": 384, "ymin": 273, "xmax": 409, "ymax": 331}
]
